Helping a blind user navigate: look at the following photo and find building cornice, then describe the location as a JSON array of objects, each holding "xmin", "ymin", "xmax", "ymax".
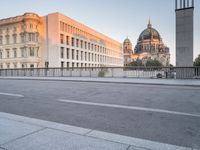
[{"xmin": 0, "ymin": 13, "xmax": 42, "ymax": 26}]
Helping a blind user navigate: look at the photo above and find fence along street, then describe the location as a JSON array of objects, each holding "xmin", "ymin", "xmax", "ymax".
[{"xmin": 0, "ymin": 66, "xmax": 200, "ymax": 79}]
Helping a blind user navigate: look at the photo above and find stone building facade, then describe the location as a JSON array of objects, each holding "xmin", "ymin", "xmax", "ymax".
[
  {"xmin": 124, "ymin": 20, "xmax": 170, "ymax": 66},
  {"xmin": 0, "ymin": 13, "xmax": 43, "ymax": 69},
  {"xmin": 0, "ymin": 12, "xmax": 123, "ymax": 69}
]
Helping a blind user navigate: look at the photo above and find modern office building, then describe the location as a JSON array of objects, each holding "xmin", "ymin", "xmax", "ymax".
[{"xmin": 0, "ymin": 12, "xmax": 123, "ymax": 69}]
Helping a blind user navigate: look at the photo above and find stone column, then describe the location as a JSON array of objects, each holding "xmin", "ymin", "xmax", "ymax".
[
  {"xmin": 176, "ymin": 0, "xmax": 194, "ymax": 79},
  {"xmin": 176, "ymin": 0, "xmax": 194, "ymax": 67}
]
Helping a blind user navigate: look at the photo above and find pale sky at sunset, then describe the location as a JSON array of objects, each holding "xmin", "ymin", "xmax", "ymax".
[{"xmin": 0, "ymin": 0, "xmax": 199, "ymax": 65}]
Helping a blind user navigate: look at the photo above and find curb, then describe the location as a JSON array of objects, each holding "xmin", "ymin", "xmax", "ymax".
[{"xmin": 0, "ymin": 77, "xmax": 200, "ymax": 87}]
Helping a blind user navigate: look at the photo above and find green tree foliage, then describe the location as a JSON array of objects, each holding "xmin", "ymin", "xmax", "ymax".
[
  {"xmin": 146, "ymin": 59, "xmax": 162, "ymax": 67},
  {"xmin": 194, "ymin": 55, "xmax": 200, "ymax": 66},
  {"xmin": 128, "ymin": 58, "xmax": 162, "ymax": 67},
  {"xmin": 128, "ymin": 58, "xmax": 143, "ymax": 66}
]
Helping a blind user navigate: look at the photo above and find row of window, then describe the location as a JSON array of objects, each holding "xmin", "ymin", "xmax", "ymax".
[
  {"xmin": 61, "ymin": 61, "xmax": 102, "ymax": 68},
  {"xmin": 0, "ymin": 47, "xmax": 38, "ymax": 59},
  {"xmin": 0, "ymin": 24, "xmax": 38, "ymax": 34},
  {"xmin": 60, "ymin": 47, "xmax": 122, "ymax": 65},
  {"xmin": 60, "ymin": 21, "xmax": 120, "ymax": 50},
  {"xmin": 60, "ymin": 34, "xmax": 107, "ymax": 54},
  {"xmin": 60, "ymin": 47, "xmax": 106, "ymax": 63},
  {"xmin": 0, "ymin": 27, "xmax": 17, "ymax": 34},
  {"xmin": 0, "ymin": 63, "xmax": 35, "ymax": 69},
  {"xmin": 60, "ymin": 21, "xmax": 100, "ymax": 44},
  {"xmin": 138, "ymin": 44, "xmax": 164, "ymax": 51},
  {"xmin": 0, "ymin": 33, "xmax": 39, "ymax": 45},
  {"xmin": 60, "ymin": 35, "xmax": 122, "ymax": 57}
]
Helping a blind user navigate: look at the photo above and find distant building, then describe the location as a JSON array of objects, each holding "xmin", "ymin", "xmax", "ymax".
[
  {"xmin": 0, "ymin": 12, "xmax": 123, "ymax": 69},
  {"xmin": 123, "ymin": 20, "xmax": 170, "ymax": 66}
]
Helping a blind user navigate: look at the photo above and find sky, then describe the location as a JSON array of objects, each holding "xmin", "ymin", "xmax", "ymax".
[{"xmin": 0, "ymin": 0, "xmax": 199, "ymax": 65}]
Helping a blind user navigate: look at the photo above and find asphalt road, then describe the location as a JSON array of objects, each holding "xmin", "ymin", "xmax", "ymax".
[{"xmin": 0, "ymin": 79, "xmax": 200, "ymax": 149}]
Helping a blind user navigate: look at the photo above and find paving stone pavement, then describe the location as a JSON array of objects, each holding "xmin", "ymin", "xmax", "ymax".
[{"xmin": 0, "ymin": 112, "xmax": 195, "ymax": 150}]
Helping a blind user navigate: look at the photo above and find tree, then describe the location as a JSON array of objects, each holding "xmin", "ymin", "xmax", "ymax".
[
  {"xmin": 194, "ymin": 55, "xmax": 200, "ymax": 66},
  {"xmin": 128, "ymin": 58, "xmax": 163, "ymax": 67},
  {"xmin": 128, "ymin": 58, "xmax": 143, "ymax": 67},
  {"xmin": 146, "ymin": 59, "xmax": 162, "ymax": 67}
]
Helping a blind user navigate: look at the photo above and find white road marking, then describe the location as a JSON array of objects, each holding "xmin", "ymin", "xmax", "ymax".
[
  {"xmin": 0, "ymin": 92, "xmax": 24, "ymax": 98},
  {"xmin": 57, "ymin": 99, "xmax": 200, "ymax": 118}
]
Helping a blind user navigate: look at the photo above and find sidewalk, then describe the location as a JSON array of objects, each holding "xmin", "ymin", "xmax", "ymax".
[
  {"xmin": 0, "ymin": 76, "xmax": 200, "ymax": 87},
  {"xmin": 0, "ymin": 112, "xmax": 195, "ymax": 150}
]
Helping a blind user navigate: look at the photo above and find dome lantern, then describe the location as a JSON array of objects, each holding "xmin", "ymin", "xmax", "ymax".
[{"xmin": 148, "ymin": 18, "xmax": 152, "ymax": 28}]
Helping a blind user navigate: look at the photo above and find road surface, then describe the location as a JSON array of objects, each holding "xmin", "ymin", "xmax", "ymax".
[{"xmin": 0, "ymin": 79, "xmax": 200, "ymax": 149}]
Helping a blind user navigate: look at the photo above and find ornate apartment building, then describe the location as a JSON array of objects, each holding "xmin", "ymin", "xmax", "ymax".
[
  {"xmin": 0, "ymin": 13, "xmax": 43, "ymax": 69},
  {"xmin": 0, "ymin": 12, "xmax": 123, "ymax": 69}
]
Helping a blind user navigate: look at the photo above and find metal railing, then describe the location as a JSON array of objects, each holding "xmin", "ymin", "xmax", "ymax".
[{"xmin": 0, "ymin": 67, "xmax": 200, "ymax": 79}]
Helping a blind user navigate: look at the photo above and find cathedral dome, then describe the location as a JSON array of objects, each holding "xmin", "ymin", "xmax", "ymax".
[{"xmin": 138, "ymin": 20, "xmax": 161, "ymax": 41}]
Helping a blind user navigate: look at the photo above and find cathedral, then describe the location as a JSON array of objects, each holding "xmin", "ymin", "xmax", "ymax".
[{"xmin": 123, "ymin": 20, "xmax": 170, "ymax": 66}]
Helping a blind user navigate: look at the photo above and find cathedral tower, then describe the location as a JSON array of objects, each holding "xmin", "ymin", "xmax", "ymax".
[{"xmin": 123, "ymin": 37, "xmax": 133, "ymax": 54}]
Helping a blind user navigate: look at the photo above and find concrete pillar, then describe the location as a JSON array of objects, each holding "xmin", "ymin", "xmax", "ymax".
[
  {"xmin": 176, "ymin": 0, "xmax": 194, "ymax": 67},
  {"xmin": 180, "ymin": 0, "xmax": 182, "ymax": 8}
]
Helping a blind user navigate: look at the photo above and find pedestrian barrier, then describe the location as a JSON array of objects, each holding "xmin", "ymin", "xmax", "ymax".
[{"xmin": 0, "ymin": 67, "xmax": 200, "ymax": 79}]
